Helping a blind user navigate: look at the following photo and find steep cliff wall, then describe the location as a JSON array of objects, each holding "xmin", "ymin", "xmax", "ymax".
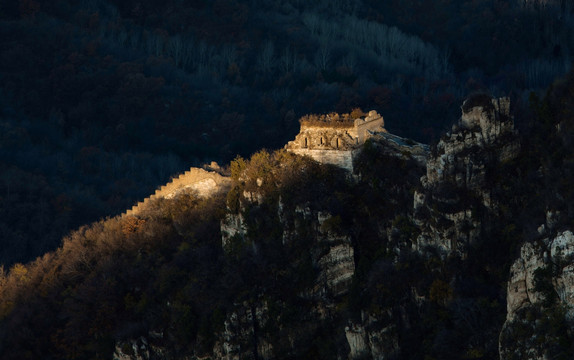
[
  {"xmin": 414, "ymin": 95, "xmax": 520, "ymax": 256},
  {"xmin": 500, "ymin": 217, "xmax": 574, "ymax": 360},
  {"xmin": 96, "ymin": 96, "xmax": 574, "ymax": 360},
  {"xmin": 222, "ymin": 203, "xmax": 356, "ymax": 299}
]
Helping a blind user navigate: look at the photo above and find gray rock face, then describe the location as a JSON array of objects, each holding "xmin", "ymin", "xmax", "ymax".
[
  {"xmin": 215, "ymin": 192, "xmax": 356, "ymax": 359},
  {"xmin": 280, "ymin": 207, "xmax": 356, "ymax": 299},
  {"xmin": 317, "ymin": 243, "xmax": 354, "ymax": 297},
  {"xmin": 425, "ymin": 97, "xmax": 517, "ymax": 192},
  {"xmin": 505, "ymin": 241, "xmax": 547, "ymax": 319},
  {"xmin": 113, "ymin": 337, "xmax": 150, "ymax": 360},
  {"xmin": 500, "ymin": 229, "xmax": 574, "ymax": 360},
  {"xmin": 223, "ymin": 198, "xmax": 356, "ymax": 299},
  {"xmin": 113, "ymin": 332, "xmax": 168, "ymax": 360},
  {"xmin": 316, "ymin": 211, "xmax": 355, "ymax": 297},
  {"xmin": 114, "ymin": 96, "xmax": 529, "ymax": 360},
  {"xmin": 345, "ymin": 323, "xmax": 369, "ymax": 359},
  {"xmin": 505, "ymin": 230, "xmax": 574, "ymax": 320},
  {"xmin": 414, "ymin": 96, "xmax": 519, "ymax": 256},
  {"xmin": 220, "ymin": 212, "xmax": 247, "ymax": 250},
  {"xmin": 345, "ymin": 311, "xmax": 400, "ymax": 360},
  {"xmin": 345, "ymin": 309, "xmax": 400, "ymax": 360},
  {"xmin": 213, "ymin": 300, "xmax": 273, "ymax": 360}
]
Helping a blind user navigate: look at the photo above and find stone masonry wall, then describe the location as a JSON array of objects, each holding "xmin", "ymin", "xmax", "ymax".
[
  {"xmin": 353, "ymin": 110, "xmax": 385, "ymax": 143},
  {"xmin": 289, "ymin": 148, "xmax": 359, "ymax": 172},
  {"xmin": 285, "ymin": 110, "xmax": 385, "ymax": 171},
  {"xmin": 124, "ymin": 167, "xmax": 231, "ymax": 217}
]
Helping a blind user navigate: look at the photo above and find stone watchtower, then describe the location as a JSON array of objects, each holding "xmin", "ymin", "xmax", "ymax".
[{"xmin": 285, "ymin": 110, "xmax": 385, "ymax": 171}]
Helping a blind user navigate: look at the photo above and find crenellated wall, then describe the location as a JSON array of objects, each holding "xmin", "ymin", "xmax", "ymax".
[
  {"xmin": 123, "ymin": 167, "xmax": 231, "ymax": 217},
  {"xmin": 123, "ymin": 111, "xmax": 384, "ymax": 216},
  {"xmin": 285, "ymin": 110, "xmax": 385, "ymax": 171},
  {"xmin": 353, "ymin": 110, "xmax": 386, "ymax": 143}
]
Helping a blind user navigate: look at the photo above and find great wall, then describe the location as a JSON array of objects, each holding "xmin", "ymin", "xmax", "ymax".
[
  {"xmin": 123, "ymin": 163, "xmax": 232, "ymax": 216},
  {"xmin": 124, "ymin": 110, "xmax": 393, "ymax": 217},
  {"xmin": 284, "ymin": 110, "xmax": 386, "ymax": 172}
]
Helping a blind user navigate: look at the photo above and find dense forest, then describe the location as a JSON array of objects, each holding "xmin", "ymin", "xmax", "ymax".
[{"xmin": 0, "ymin": 0, "xmax": 573, "ymax": 266}]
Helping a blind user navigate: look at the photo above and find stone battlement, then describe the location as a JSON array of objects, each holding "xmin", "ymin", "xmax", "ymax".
[
  {"xmin": 285, "ymin": 110, "xmax": 385, "ymax": 171},
  {"xmin": 123, "ymin": 165, "xmax": 231, "ymax": 217},
  {"xmin": 123, "ymin": 111, "xmax": 385, "ymax": 215}
]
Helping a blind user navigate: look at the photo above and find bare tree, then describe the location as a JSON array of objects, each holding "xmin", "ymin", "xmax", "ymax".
[
  {"xmin": 221, "ymin": 44, "xmax": 238, "ymax": 68},
  {"xmin": 340, "ymin": 53, "xmax": 356, "ymax": 72},
  {"xmin": 145, "ymin": 31, "xmax": 165, "ymax": 57},
  {"xmin": 168, "ymin": 35, "xmax": 185, "ymax": 68},
  {"xmin": 257, "ymin": 41, "xmax": 276, "ymax": 73},
  {"xmin": 314, "ymin": 45, "xmax": 331, "ymax": 71},
  {"xmin": 278, "ymin": 46, "xmax": 297, "ymax": 74},
  {"xmin": 302, "ymin": 13, "xmax": 321, "ymax": 36}
]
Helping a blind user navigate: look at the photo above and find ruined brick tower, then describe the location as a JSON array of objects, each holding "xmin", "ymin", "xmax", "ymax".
[{"xmin": 285, "ymin": 110, "xmax": 386, "ymax": 171}]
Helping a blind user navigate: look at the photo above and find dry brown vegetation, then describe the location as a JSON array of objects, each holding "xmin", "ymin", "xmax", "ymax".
[
  {"xmin": 299, "ymin": 109, "xmax": 366, "ymax": 128},
  {"xmin": 0, "ymin": 188, "xmax": 227, "ymax": 359},
  {"xmin": 0, "ymin": 149, "xmax": 350, "ymax": 359}
]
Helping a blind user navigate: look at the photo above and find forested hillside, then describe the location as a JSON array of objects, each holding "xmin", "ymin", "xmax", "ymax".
[
  {"xmin": 4, "ymin": 83, "xmax": 574, "ymax": 358},
  {"xmin": 0, "ymin": 0, "xmax": 572, "ymax": 265}
]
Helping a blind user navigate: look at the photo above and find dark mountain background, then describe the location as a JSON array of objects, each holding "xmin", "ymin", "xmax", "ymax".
[{"xmin": 0, "ymin": 0, "xmax": 572, "ymax": 266}]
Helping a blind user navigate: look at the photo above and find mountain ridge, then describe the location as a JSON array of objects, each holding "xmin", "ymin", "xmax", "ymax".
[{"xmin": 2, "ymin": 90, "xmax": 574, "ymax": 359}]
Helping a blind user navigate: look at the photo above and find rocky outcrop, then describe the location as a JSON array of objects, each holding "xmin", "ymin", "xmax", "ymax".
[
  {"xmin": 317, "ymin": 243, "xmax": 354, "ymax": 297},
  {"xmin": 114, "ymin": 337, "xmax": 150, "ymax": 360},
  {"xmin": 345, "ymin": 311, "xmax": 400, "ymax": 360},
  {"xmin": 113, "ymin": 332, "xmax": 168, "ymax": 360},
  {"xmin": 315, "ymin": 211, "xmax": 355, "ymax": 297},
  {"xmin": 500, "ymin": 224, "xmax": 574, "ymax": 360},
  {"xmin": 115, "ymin": 96, "xmax": 535, "ymax": 360},
  {"xmin": 217, "ymin": 182, "xmax": 357, "ymax": 359},
  {"xmin": 372, "ymin": 132, "xmax": 430, "ymax": 167},
  {"xmin": 221, "ymin": 212, "xmax": 247, "ymax": 250},
  {"xmin": 424, "ymin": 96, "xmax": 518, "ymax": 192},
  {"xmin": 505, "ymin": 241, "xmax": 546, "ymax": 318},
  {"xmin": 414, "ymin": 95, "xmax": 520, "ymax": 256},
  {"xmin": 223, "ymin": 201, "xmax": 356, "ymax": 299},
  {"xmin": 213, "ymin": 300, "xmax": 273, "ymax": 360}
]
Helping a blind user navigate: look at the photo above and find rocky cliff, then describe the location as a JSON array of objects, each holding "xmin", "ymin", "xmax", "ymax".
[
  {"xmin": 414, "ymin": 95, "xmax": 520, "ymax": 256},
  {"xmin": 7, "ymin": 94, "xmax": 574, "ymax": 360},
  {"xmin": 112, "ymin": 95, "xmax": 529, "ymax": 360},
  {"xmin": 499, "ymin": 224, "xmax": 574, "ymax": 360},
  {"xmin": 113, "ymin": 95, "xmax": 574, "ymax": 360}
]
